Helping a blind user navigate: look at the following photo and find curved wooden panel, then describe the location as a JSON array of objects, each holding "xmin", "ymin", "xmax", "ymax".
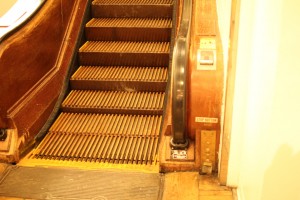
[
  {"xmin": 0, "ymin": 0, "xmax": 89, "ymax": 158},
  {"xmin": 187, "ymin": 0, "xmax": 223, "ymax": 140}
]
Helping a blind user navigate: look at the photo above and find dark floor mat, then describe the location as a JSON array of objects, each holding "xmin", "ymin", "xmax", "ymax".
[{"xmin": 0, "ymin": 165, "xmax": 164, "ymax": 200}]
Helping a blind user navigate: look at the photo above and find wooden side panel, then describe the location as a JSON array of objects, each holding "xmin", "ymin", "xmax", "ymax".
[
  {"xmin": 0, "ymin": 0, "xmax": 89, "ymax": 157},
  {"xmin": 187, "ymin": 0, "xmax": 223, "ymax": 140}
]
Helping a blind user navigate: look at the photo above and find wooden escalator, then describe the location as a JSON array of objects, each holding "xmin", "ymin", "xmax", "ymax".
[{"xmin": 20, "ymin": 0, "xmax": 173, "ymax": 171}]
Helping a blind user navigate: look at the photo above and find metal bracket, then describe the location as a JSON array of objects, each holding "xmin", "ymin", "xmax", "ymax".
[
  {"xmin": 171, "ymin": 149, "xmax": 188, "ymax": 160},
  {"xmin": 170, "ymin": 137, "xmax": 189, "ymax": 150},
  {"xmin": 201, "ymin": 161, "xmax": 213, "ymax": 174}
]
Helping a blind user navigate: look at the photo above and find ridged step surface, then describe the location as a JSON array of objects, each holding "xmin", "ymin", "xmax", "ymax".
[
  {"xmin": 80, "ymin": 41, "xmax": 169, "ymax": 52},
  {"xmin": 93, "ymin": 0, "xmax": 173, "ymax": 4},
  {"xmin": 72, "ymin": 66, "xmax": 167, "ymax": 81},
  {"xmin": 70, "ymin": 66, "xmax": 167, "ymax": 91},
  {"xmin": 28, "ymin": 0, "xmax": 172, "ymax": 169},
  {"xmin": 85, "ymin": 18, "xmax": 172, "ymax": 41},
  {"xmin": 92, "ymin": 0, "xmax": 173, "ymax": 18},
  {"xmin": 31, "ymin": 113, "xmax": 161, "ymax": 164},
  {"xmin": 62, "ymin": 90, "xmax": 165, "ymax": 115},
  {"xmin": 79, "ymin": 41, "xmax": 170, "ymax": 66}
]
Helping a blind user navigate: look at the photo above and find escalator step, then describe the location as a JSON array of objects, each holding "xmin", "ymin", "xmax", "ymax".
[
  {"xmin": 24, "ymin": 0, "xmax": 173, "ymax": 169},
  {"xmin": 31, "ymin": 113, "xmax": 161, "ymax": 164},
  {"xmin": 79, "ymin": 41, "xmax": 170, "ymax": 66},
  {"xmin": 72, "ymin": 66, "xmax": 167, "ymax": 81},
  {"xmin": 87, "ymin": 18, "xmax": 172, "ymax": 28},
  {"xmin": 62, "ymin": 90, "xmax": 165, "ymax": 115},
  {"xmin": 93, "ymin": 0, "xmax": 173, "ymax": 4},
  {"xmin": 80, "ymin": 41, "xmax": 170, "ymax": 52},
  {"xmin": 92, "ymin": 0, "xmax": 173, "ymax": 18},
  {"xmin": 70, "ymin": 66, "xmax": 167, "ymax": 91},
  {"xmin": 49, "ymin": 113, "xmax": 161, "ymax": 137},
  {"xmin": 85, "ymin": 18, "xmax": 172, "ymax": 41}
]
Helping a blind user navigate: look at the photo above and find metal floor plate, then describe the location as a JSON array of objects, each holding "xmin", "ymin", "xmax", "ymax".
[{"xmin": 0, "ymin": 165, "xmax": 164, "ymax": 200}]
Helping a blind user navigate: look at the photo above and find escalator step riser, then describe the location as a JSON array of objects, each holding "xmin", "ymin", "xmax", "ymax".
[
  {"xmin": 31, "ymin": 113, "xmax": 161, "ymax": 164},
  {"xmin": 85, "ymin": 18, "xmax": 172, "ymax": 41},
  {"xmin": 70, "ymin": 80, "xmax": 167, "ymax": 92},
  {"xmin": 62, "ymin": 90, "xmax": 165, "ymax": 115},
  {"xmin": 86, "ymin": 27, "xmax": 171, "ymax": 42},
  {"xmin": 79, "ymin": 52, "xmax": 169, "ymax": 67},
  {"xmin": 79, "ymin": 41, "xmax": 169, "ymax": 66},
  {"xmin": 92, "ymin": 2, "xmax": 173, "ymax": 18}
]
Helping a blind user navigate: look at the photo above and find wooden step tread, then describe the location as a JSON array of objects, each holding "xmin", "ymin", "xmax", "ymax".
[
  {"xmin": 71, "ymin": 66, "xmax": 168, "ymax": 82},
  {"xmin": 86, "ymin": 18, "xmax": 172, "ymax": 28},
  {"xmin": 62, "ymin": 90, "xmax": 165, "ymax": 111},
  {"xmin": 93, "ymin": 0, "xmax": 173, "ymax": 5},
  {"xmin": 49, "ymin": 113, "xmax": 162, "ymax": 136},
  {"xmin": 79, "ymin": 41, "xmax": 170, "ymax": 53},
  {"xmin": 31, "ymin": 113, "xmax": 161, "ymax": 164}
]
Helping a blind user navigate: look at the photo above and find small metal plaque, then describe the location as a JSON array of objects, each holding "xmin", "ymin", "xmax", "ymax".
[
  {"xmin": 200, "ymin": 130, "xmax": 216, "ymax": 171},
  {"xmin": 171, "ymin": 150, "xmax": 187, "ymax": 159},
  {"xmin": 197, "ymin": 38, "xmax": 216, "ymax": 70},
  {"xmin": 197, "ymin": 50, "xmax": 216, "ymax": 70},
  {"xmin": 195, "ymin": 117, "xmax": 218, "ymax": 123},
  {"xmin": 201, "ymin": 161, "xmax": 213, "ymax": 174}
]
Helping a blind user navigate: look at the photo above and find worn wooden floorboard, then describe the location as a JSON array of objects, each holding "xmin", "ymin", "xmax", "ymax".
[{"xmin": 162, "ymin": 172, "xmax": 234, "ymax": 200}]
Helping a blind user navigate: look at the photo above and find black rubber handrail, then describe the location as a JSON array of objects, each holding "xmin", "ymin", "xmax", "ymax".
[
  {"xmin": 170, "ymin": 0, "xmax": 192, "ymax": 149},
  {"xmin": 0, "ymin": 0, "xmax": 46, "ymax": 43}
]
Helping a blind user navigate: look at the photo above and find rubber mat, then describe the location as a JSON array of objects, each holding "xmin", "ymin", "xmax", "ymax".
[{"xmin": 0, "ymin": 166, "xmax": 164, "ymax": 200}]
